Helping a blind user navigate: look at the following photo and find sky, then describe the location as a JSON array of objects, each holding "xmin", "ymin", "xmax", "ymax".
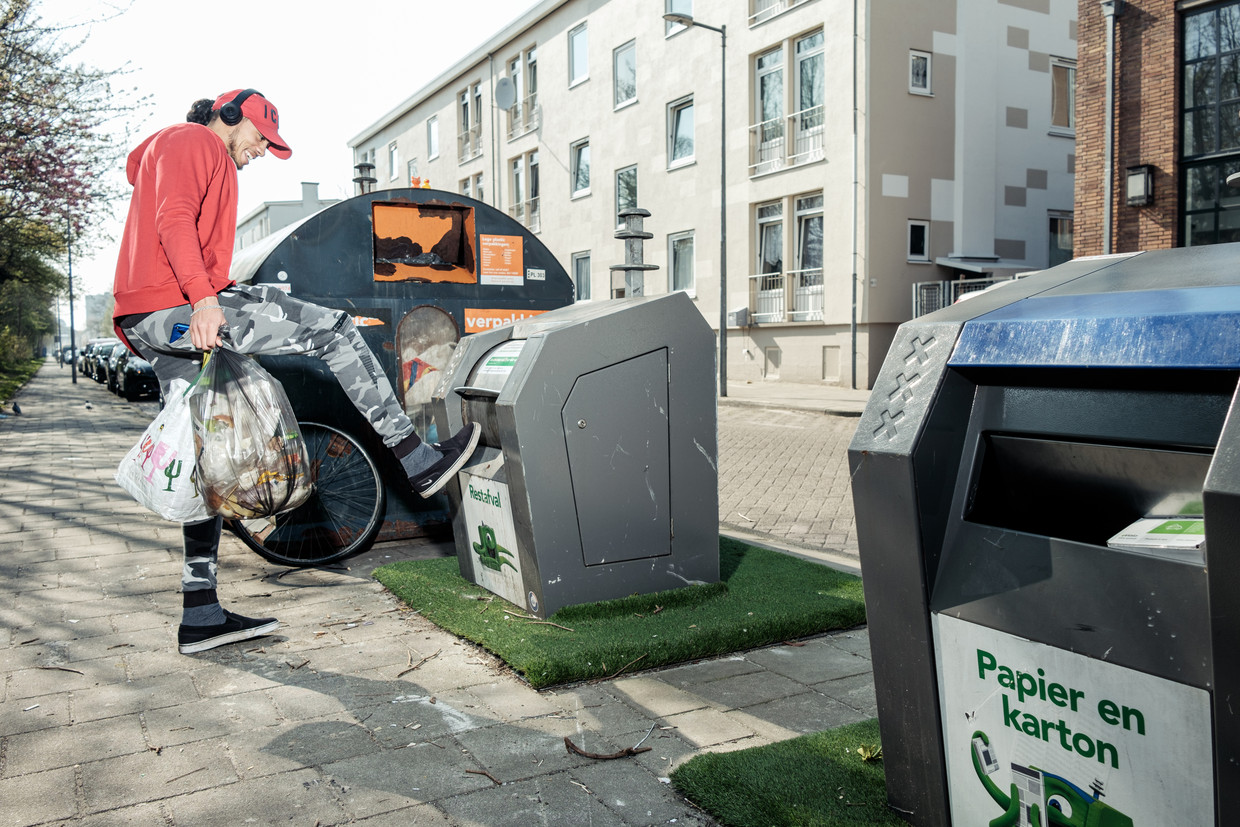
[{"xmin": 42, "ymin": 0, "xmax": 542, "ymax": 312}]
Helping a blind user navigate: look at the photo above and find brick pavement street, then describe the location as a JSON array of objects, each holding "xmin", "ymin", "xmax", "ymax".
[{"xmin": 717, "ymin": 405, "xmax": 860, "ymax": 571}]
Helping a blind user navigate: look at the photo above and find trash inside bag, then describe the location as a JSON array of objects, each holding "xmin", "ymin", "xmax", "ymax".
[{"xmin": 188, "ymin": 346, "xmax": 313, "ymax": 519}]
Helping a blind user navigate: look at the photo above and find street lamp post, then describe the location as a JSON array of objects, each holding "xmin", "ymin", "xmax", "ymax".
[
  {"xmin": 67, "ymin": 219, "xmax": 77, "ymax": 384},
  {"xmin": 663, "ymin": 12, "xmax": 728, "ymax": 397}
]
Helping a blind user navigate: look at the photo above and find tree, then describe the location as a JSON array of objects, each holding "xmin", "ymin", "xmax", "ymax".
[{"xmin": 0, "ymin": 0, "xmax": 141, "ymax": 362}]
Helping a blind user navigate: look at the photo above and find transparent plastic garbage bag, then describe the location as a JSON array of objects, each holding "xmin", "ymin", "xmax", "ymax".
[{"xmin": 187, "ymin": 346, "xmax": 313, "ymax": 519}]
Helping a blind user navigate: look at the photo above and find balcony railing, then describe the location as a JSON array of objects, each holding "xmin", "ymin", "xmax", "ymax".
[
  {"xmin": 507, "ymin": 196, "xmax": 541, "ymax": 234},
  {"xmin": 749, "ymin": 272, "xmax": 785, "ymax": 323},
  {"xmin": 749, "ymin": 0, "xmax": 810, "ymax": 27},
  {"xmin": 748, "ymin": 268, "xmax": 823, "ymax": 323},
  {"xmin": 507, "ymin": 94, "xmax": 540, "ymax": 140},
  {"xmin": 912, "ymin": 276, "xmax": 1014, "ymax": 317},
  {"xmin": 457, "ymin": 122, "xmax": 483, "ymax": 163},
  {"xmin": 750, "ymin": 116, "xmax": 785, "ymax": 177},
  {"xmin": 748, "ymin": 105, "xmax": 824, "ymax": 176},
  {"xmin": 789, "ymin": 267, "xmax": 823, "ymax": 321}
]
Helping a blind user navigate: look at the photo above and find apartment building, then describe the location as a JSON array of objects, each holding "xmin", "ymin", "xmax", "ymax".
[
  {"xmin": 1075, "ymin": 0, "xmax": 1240, "ymax": 256},
  {"xmin": 349, "ymin": 0, "xmax": 1076, "ymax": 389},
  {"xmin": 235, "ymin": 182, "xmax": 341, "ymax": 251}
]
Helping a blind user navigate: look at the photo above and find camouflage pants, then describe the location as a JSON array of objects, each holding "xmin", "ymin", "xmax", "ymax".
[
  {"xmin": 121, "ymin": 284, "xmax": 418, "ymax": 591},
  {"xmin": 121, "ymin": 283, "xmax": 416, "ymax": 447}
]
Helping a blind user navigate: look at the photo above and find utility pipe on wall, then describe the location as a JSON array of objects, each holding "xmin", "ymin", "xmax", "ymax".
[
  {"xmin": 850, "ymin": 0, "xmax": 860, "ymax": 389},
  {"xmin": 1101, "ymin": 0, "xmax": 1123, "ymax": 254}
]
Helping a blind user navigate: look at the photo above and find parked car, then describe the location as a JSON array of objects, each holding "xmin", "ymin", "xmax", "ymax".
[
  {"xmin": 104, "ymin": 346, "xmax": 126, "ymax": 392},
  {"xmin": 88, "ymin": 340, "xmax": 122, "ymax": 382},
  {"xmin": 76, "ymin": 340, "xmax": 101, "ymax": 374},
  {"xmin": 115, "ymin": 351, "xmax": 160, "ymax": 401}
]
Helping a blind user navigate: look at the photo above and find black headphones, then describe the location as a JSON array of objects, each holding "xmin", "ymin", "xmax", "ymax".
[{"xmin": 218, "ymin": 89, "xmax": 262, "ymax": 126}]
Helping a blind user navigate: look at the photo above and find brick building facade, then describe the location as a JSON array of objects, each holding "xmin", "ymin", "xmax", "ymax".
[{"xmin": 1077, "ymin": 0, "xmax": 1240, "ymax": 256}]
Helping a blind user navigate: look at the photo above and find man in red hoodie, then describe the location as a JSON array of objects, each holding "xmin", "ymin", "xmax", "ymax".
[{"xmin": 113, "ymin": 89, "xmax": 479, "ymax": 655}]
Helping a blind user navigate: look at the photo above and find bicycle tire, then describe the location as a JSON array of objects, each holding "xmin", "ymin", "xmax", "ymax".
[{"xmin": 229, "ymin": 422, "xmax": 386, "ymax": 567}]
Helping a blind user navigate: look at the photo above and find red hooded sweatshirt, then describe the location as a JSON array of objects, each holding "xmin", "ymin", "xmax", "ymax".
[{"xmin": 112, "ymin": 123, "xmax": 238, "ymax": 340}]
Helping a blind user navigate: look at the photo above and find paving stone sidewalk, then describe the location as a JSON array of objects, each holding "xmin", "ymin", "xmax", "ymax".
[{"xmin": 0, "ymin": 360, "xmax": 875, "ymax": 826}]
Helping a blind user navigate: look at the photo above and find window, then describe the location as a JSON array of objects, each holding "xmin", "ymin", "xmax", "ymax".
[
  {"xmin": 669, "ymin": 231, "xmax": 695, "ymax": 293},
  {"xmin": 1182, "ymin": 3, "xmax": 1240, "ymax": 246},
  {"xmin": 614, "ymin": 40, "xmax": 637, "ymax": 107},
  {"xmin": 909, "ymin": 50, "xmax": 932, "ymax": 95},
  {"xmin": 758, "ymin": 202, "xmax": 783, "ymax": 274},
  {"xmin": 616, "ymin": 165, "xmax": 638, "ymax": 227},
  {"xmin": 908, "ymin": 220, "xmax": 930, "ymax": 262},
  {"xmin": 511, "ymin": 157, "xmax": 524, "ymax": 213},
  {"xmin": 509, "ymin": 151, "xmax": 541, "ymax": 231},
  {"xmin": 458, "ymin": 82, "xmax": 483, "ymax": 161},
  {"xmin": 1049, "ymin": 211, "xmax": 1073, "ymax": 268},
  {"xmin": 754, "ymin": 202, "xmax": 785, "ymax": 322},
  {"xmin": 753, "ymin": 46, "xmax": 784, "ymax": 174},
  {"xmin": 507, "ymin": 47, "xmax": 540, "ymax": 139},
  {"xmin": 407, "ymin": 158, "xmax": 419, "ymax": 186},
  {"xmin": 793, "ymin": 194, "xmax": 823, "ymax": 320},
  {"xmin": 461, "ymin": 176, "xmax": 471, "ymax": 197},
  {"xmin": 796, "ymin": 194, "xmax": 823, "ymax": 272},
  {"xmin": 1051, "ymin": 58, "xmax": 1076, "ymax": 133},
  {"xmin": 572, "ymin": 251, "xmax": 592, "ymax": 300},
  {"xmin": 570, "ymin": 139, "xmax": 591, "ymax": 197},
  {"xmin": 529, "ymin": 151, "xmax": 540, "ymax": 207},
  {"xmin": 474, "ymin": 172, "xmax": 484, "ymax": 202},
  {"xmin": 668, "ymin": 96, "xmax": 695, "ymax": 166},
  {"xmin": 388, "ymin": 142, "xmax": 399, "ymax": 181},
  {"xmin": 793, "ymin": 32, "xmax": 824, "ymax": 163},
  {"xmin": 665, "ymin": 0, "xmax": 691, "ymax": 36},
  {"xmin": 510, "ymin": 52, "xmax": 524, "ymax": 106},
  {"xmin": 427, "ymin": 116, "xmax": 439, "ymax": 160},
  {"xmin": 569, "ymin": 23, "xmax": 589, "ymax": 86}
]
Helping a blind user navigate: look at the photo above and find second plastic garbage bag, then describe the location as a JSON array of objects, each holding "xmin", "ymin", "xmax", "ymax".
[{"xmin": 188, "ymin": 346, "xmax": 313, "ymax": 519}]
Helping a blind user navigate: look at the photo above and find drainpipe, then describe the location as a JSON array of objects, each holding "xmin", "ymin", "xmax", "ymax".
[
  {"xmin": 850, "ymin": 0, "xmax": 860, "ymax": 389},
  {"xmin": 1101, "ymin": 0, "xmax": 1123, "ymax": 254},
  {"xmin": 488, "ymin": 53, "xmax": 497, "ymax": 208}
]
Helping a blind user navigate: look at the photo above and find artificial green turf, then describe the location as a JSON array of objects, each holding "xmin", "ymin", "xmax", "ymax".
[
  {"xmin": 373, "ymin": 536, "xmax": 866, "ymax": 689},
  {"xmin": 669, "ymin": 718, "xmax": 905, "ymax": 826}
]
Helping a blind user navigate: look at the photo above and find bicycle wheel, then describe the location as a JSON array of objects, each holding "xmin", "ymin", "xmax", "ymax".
[{"xmin": 229, "ymin": 422, "xmax": 386, "ymax": 566}]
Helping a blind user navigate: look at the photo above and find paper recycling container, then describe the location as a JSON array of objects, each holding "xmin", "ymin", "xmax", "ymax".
[
  {"xmin": 849, "ymin": 244, "xmax": 1240, "ymax": 826},
  {"xmin": 226, "ymin": 188, "xmax": 573, "ymax": 565},
  {"xmin": 430, "ymin": 291, "xmax": 719, "ymax": 618}
]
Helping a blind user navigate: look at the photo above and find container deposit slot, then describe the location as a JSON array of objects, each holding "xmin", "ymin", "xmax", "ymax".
[{"xmin": 965, "ymin": 435, "xmax": 1212, "ymax": 547}]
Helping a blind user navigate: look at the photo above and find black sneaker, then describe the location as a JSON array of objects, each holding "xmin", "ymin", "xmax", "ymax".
[
  {"xmin": 410, "ymin": 423, "xmax": 481, "ymax": 498},
  {"xmin": 178, "ymin": 610, "xmax": 280, "ymax": 654}
]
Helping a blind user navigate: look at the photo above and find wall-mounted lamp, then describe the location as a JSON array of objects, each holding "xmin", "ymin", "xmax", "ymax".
[{"xmin": 1126, "ymin": 164, "xmax": 1154, "ymax": 206}]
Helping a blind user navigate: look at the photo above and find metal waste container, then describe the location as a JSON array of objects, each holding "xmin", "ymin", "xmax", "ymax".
[
  {"xmin": 430, "ymin": 291, "xmax": 719, "ymax": 618},
  {"xmin": 227, "ymin": 188, "xmax": 573, "ymax": 565},
  {"xmin": 849, "ymin": 244, "xmax": 1240, "ymax": 826}
]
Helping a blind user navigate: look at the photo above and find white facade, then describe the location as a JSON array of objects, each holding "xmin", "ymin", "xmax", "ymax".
[{"xmin": 349, "ymin": 0, "xmax": 1076, "ymax": 389}]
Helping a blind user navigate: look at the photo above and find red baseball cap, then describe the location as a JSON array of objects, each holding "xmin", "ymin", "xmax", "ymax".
[{"xmin": 212, "ymin": 89, "xmax": 292, "ymax": 159}]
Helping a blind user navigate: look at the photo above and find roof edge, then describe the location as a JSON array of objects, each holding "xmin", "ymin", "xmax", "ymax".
[{"xmin": 348, "ymin": 0, "xmax": 568, "ymax": 149}]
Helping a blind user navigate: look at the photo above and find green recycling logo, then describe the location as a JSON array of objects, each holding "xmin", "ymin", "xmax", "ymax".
[
  {"xmin": 472, "ymin": 523, "xmax": 516, "ymax": 573},
  {"xmin": 971, "ymin": 729, "xmax": 1133, "ymax": 827}
]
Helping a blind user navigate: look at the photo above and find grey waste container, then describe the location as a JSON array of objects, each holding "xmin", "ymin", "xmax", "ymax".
[
  {"xmin": 849, "ymin": 244, "xmax": 1240, "ymax": 826},
  {"xmin": 430, "ymin": 291, "xmax": 719, "ymax": 618}
]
